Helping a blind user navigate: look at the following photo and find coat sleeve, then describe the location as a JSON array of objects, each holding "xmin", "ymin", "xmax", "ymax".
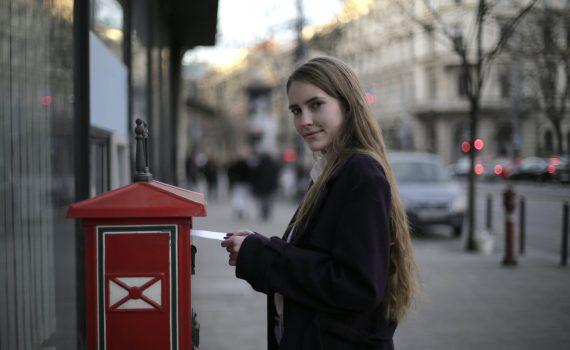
[{"xmin": 236, "ymin": 166, "xmax": 392, "ymax": 315}]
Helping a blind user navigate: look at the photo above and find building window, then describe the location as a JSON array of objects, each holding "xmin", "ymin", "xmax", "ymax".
[
  {"xmin": 426, "ymin": 67, "xmax": 437, "ymax": 99},
  {"xmin": 458, "ymin": 69, "xmax": 468, "ymax": 97},
  {"xmin": 452, "ymin": 23, "xmax": 463, "ymax": 50},
  {"xmin": 90, "ymin": 127, "xmax": 111, "ymax": 197},
  {"xmin": 426, "ymin": 121, "xmax": 437, "ymax": 153},
  {"xmin": 499, "ymin": 71, "xmax": 510, "ymax": 99},
  {"xmin": 544, "ymin": 130, "xmax": 554, "ymax": 155},
  {"xmin": 425, "ymin": 25, "xmax": 435, "ymax": 55},
  {"xmin": 497, "ymin": 125, "xmax": 513, "ymax": 156}
]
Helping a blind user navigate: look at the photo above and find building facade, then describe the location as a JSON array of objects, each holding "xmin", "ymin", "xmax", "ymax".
[{"xmin": 308, "ymin": 0, "xmax": 568, "ymax": 163}]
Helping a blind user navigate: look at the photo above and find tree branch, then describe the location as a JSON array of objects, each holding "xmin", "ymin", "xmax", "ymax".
[
  {"xmin": 420, "ymin": 0, "xmax": 461, "ymax": 47},
  {"xmin": 483, "ymin": 0, "xmax": 538, "ymax": 68},
  {"xmin": 479, "ymin": 0, "xmax": 538, "ymax": 94},
  {"xmin": 389, "ymin": 0, "xmax": 462, "ymax": 55}
]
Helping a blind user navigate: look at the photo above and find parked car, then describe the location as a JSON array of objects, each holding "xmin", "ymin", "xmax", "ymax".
[
  {"xmin": 549, "ymin": 156, "xmax": 570, "ymax": 183},
  {"xmin": 449, "ymin": 156, "xmax": 488, "ymax": 179},
  {"xmin": 509, "ymin": 156, "xmax": 550, "ymax": 181},
  {"xmin": 487, "ymin": 157, "xmax": 516, "ymax": 180},
  {"xmin": 390, "ymin": 152, "xmax": 465, "ymax": 237}
]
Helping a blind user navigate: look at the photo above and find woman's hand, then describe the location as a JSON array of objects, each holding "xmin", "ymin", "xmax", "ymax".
[{"xmin": 221, "ymin": 230, "xmax": 254, "ymax": 266}]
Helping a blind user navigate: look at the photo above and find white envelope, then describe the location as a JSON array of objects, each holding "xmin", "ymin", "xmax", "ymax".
[{"xmin": 191, "ymin": 230, "xmax": 227, "ymax": 241}]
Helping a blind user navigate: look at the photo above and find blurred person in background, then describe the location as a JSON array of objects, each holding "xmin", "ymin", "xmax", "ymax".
[
  {"xmin": 203, "ymin": 154, "xmax": 219, "ymax": 199},
  {"xmin": 185, "ymin": 152, "xmax": 198, "ymax": 189},
  {"xmin": 249, "ymin": 151, "xmax": 280, "ymax": 221},
  {"xmin": 222, "ymin": 57, "xmax": 418, "ymax": 350},
  {"xmin": 227, "ymin": 150, "xmax": 252, "ymax": 220}
]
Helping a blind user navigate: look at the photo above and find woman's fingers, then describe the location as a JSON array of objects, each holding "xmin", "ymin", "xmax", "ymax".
[
  {"xmin": 220, "ymin": 232, "xmax": 245, "ymax": 266},
  {"xmin": 221, "ymin": 234, "xmax": 249, "ymax": 266},
  {"xmin": 228, "ymin": 251, "xmax": 238, "ymax": 266}
]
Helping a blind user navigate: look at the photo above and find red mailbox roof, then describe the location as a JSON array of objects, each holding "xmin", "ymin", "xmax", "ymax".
[{"xmin": 67, "ymin": 180, "xmax": 207, "ymax": 218}]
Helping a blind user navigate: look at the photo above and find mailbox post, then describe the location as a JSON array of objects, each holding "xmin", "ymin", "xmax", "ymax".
[{"xmin": 68, "ymin": 120, "xmax": 206, "ymax": 350}]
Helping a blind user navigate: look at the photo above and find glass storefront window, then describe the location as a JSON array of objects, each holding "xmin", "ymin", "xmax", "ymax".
[{"xmin": 1, "ymin": 1, "xmax": 77, "ymax": 349}]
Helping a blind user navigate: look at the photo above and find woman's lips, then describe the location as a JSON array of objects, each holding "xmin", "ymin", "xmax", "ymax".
[{"xmin": 303, "ymin": 130, "xmax": 322, "ymax": 138}]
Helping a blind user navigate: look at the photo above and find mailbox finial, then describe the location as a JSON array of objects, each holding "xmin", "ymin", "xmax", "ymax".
[{"xmin": 134, "ymin": 118, "xmax": 153, "ymax": 182}]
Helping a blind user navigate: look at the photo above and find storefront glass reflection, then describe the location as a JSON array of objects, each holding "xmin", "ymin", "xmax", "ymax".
[
  {"xmin": 91, "ymin": 0, "xmax": 124, "ymax": 60},
  {"xmin": 0, "ymin": 1, "xmax": 78, "ymax": 348}
]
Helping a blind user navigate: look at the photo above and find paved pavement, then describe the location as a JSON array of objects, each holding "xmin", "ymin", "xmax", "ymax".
[{"xmin": 191, "ymin": 196, "xmax": 570, "ymax": 350}]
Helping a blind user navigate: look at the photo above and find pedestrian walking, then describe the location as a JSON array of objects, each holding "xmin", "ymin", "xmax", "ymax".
[
  {"xmin": 249, "ymin": 152, "xmax": 279, "ymax": 221},
  {"xmin": 221, "ymin": 57, "xmax": 418, "ymax": 350},
  {"xmin": 202, "ymin": 154, "xmax": 219, "ymax": 199},
  {"xmin": 227, "ymin": 154, "xmax": 251, "ymax": 220},
  {"xmin": 185, "ymin": 153, "xmax": 198, "ymax": 189}
]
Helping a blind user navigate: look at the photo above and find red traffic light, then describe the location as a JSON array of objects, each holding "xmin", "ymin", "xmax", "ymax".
[
  {"xmin": 461, "ymin": 139, "xmax": 484, "ymax": 153},
  {"xmin": 474, "ymin": 138, "xmax": 484, "ymax": 151},
  {"xmin": 475, "ymin": 163, "xmax": 485, "ymax": 175}
]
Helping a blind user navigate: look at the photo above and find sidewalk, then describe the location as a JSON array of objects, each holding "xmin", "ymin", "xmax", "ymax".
[{"xmin": 191, "ymin": 199, "xmax": 570, "ymax": 350}]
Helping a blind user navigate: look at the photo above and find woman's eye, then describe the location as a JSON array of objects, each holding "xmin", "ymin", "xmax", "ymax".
[
  {"xmin": 290, "ymin": 108, "xmax": 301, "ymax": 116},
  {"xmin": 309, "ymin": 101, "xmax": 322, "ymax": 110}
]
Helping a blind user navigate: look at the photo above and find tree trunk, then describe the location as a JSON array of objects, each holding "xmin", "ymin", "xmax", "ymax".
[{"xmin": 466, "ymin": 97, "xmax": 480, "ymax": 251}]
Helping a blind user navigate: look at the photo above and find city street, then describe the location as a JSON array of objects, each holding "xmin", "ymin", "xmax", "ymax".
[{"xmin": 191, "ymin": 184, "xmax": 570, "ymax": 350}]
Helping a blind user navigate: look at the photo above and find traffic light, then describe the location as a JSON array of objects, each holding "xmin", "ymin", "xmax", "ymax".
[
  {"xmin": 461, "ymin": 139, "xmax": 484, "ymax": 153},
  {"xmin": 474, "ymin": 138, "xmax": 484, "ymax": 151}
]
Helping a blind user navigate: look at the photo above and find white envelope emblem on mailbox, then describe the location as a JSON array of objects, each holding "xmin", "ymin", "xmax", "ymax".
[{"xmin": 108, "ymin": 275, "xmax": 163, "ymax": 311}]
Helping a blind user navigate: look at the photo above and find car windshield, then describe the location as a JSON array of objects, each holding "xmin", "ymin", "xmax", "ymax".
[{"xmin": 392, "ymin": 160, "xmax": 452, "ymax": 183}]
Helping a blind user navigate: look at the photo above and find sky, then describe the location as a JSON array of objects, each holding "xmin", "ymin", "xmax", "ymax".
[{"xmin": 183, "ymin": 0, "xmax": 344, "ymax": 67}]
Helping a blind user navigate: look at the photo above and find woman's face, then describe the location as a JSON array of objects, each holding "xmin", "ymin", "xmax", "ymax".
[{"xmin": 288, "ymin": 81, "xmax": 345, "ymax": 152}]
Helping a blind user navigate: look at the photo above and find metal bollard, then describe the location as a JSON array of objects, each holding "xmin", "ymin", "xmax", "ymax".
[
  {"xmin": 561, "ymin": 202, "xmax": 569, "ymax": 267},
  {"xmin": 486, "ymin": 194, "xmax": 493, "ymax": 230},
  {"xmin": 502, "ymin": 187, "xmax": 517, "ymax": 266},
  {"xmin": 519, "ymin": 196, "xmax": 526, "ymax": 255}
]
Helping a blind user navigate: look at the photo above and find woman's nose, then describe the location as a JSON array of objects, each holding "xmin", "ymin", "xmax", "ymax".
[{"xmin": 298, "ymin": 111, "xmax": 313, "ymax": 126}]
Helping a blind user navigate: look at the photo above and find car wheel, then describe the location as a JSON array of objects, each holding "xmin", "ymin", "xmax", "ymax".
[{"xmin": 452, "ymin": 226, "xmax": 462, "ymax": 237}]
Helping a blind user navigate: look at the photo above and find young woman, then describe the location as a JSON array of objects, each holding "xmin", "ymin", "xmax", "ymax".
[{"xmin": 221, "ymin": 56, "xmax": 418, "ymax": 350}]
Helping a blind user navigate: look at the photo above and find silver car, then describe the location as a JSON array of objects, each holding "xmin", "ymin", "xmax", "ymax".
[{"xmin": 389, "ymin": 152, "xmax": 465, "ymax": 237}]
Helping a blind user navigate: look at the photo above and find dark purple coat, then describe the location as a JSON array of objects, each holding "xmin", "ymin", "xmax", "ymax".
[{"xmin": 236, "ymin": 153, "xmax": 396, "ymax": 349}]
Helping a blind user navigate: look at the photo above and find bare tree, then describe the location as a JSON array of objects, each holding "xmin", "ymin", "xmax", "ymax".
[
  {"xmin": 391, "ymin": 0, "xmax": 537, "ymax": 251},
  {"xmin": 518, "ymin": 1, "xmax": 569, "ymax": 155}
]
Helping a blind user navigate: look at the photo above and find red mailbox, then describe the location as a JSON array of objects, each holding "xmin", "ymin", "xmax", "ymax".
[{"xmin": 67, "ymin": 120, "xmax": 206, "ymax": 350}]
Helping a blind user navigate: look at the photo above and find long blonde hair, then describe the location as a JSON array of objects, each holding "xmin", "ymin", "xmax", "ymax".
[{"xmin": 287, "ymin": 57, "xmax": 418, "ymax": 322}]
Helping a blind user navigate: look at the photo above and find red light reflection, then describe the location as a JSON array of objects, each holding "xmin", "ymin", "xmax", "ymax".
[{"xmin": 475, "ymin": 164, "xmax": 484, "ymax": 175}]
